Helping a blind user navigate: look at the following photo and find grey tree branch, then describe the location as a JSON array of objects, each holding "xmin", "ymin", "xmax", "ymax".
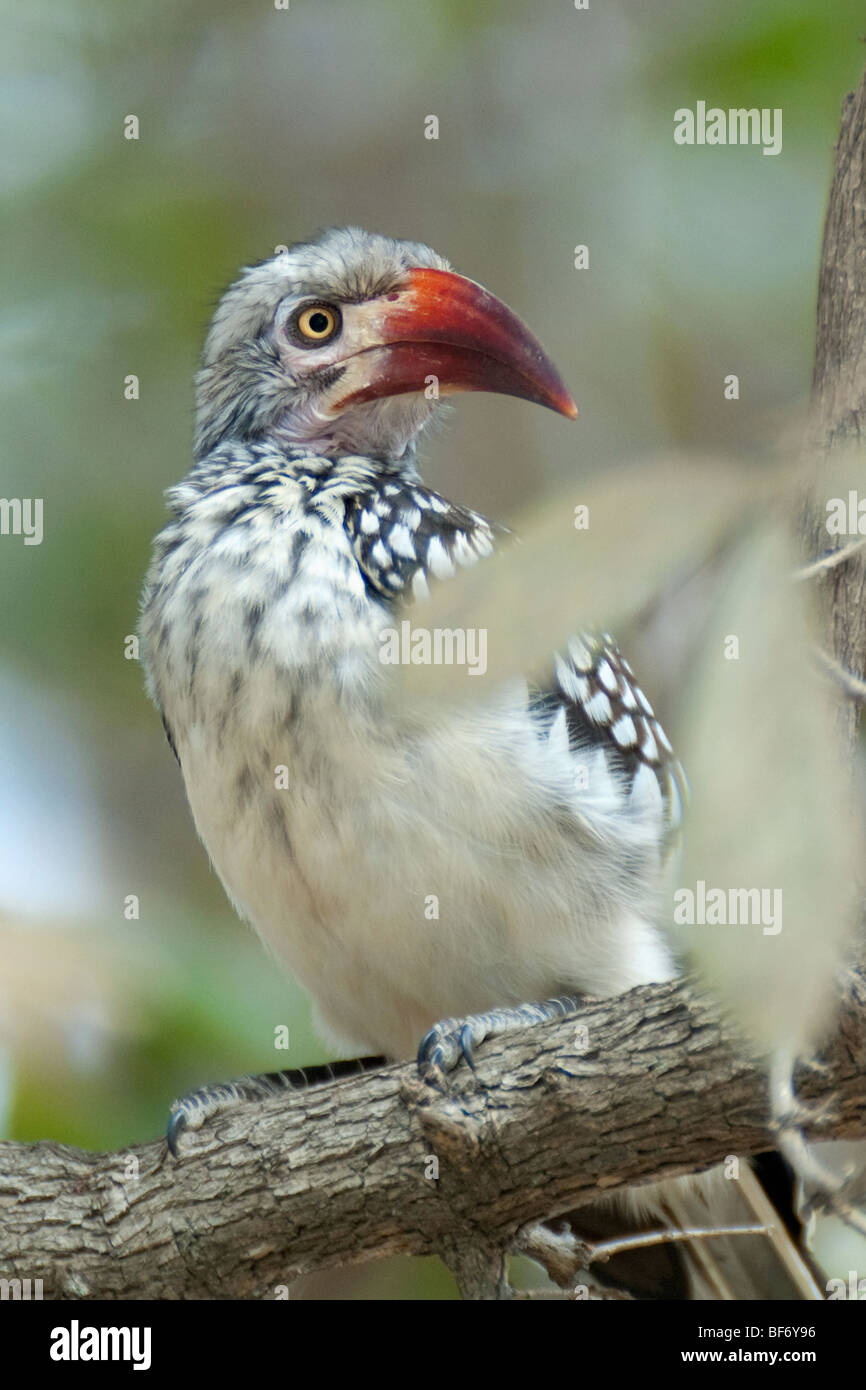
[{"xmin": 0, "ymin": 971, "xmax": 864, "ymax": 1300}]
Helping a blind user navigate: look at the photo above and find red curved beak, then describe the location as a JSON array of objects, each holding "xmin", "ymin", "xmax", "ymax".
[{"xmin": 335, "ymin": 267, "xmax": 577, "ymax": 420}]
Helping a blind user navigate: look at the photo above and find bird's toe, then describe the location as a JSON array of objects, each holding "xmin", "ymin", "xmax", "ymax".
[
  {"xmin": 417, "ymin": 1014, "xmax": 490, "ymax": 1082},
  {"xmin": 165, "ymin": 1080, "xmax": 246, "ymax": 1157}
]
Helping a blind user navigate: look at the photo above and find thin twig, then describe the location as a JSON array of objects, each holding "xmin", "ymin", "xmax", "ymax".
[
  {"xmin": 587, "ymin": 1222, "xmax": 772, "ymax": 1261},
  {"xmin": 770, "ymin": 1054, "xmax": 866, "ymax": 1241},
  {"xmin": 515, "ymin": 1214, "xmax": 773, "ymax": 1289},
  {"xmin": 793, "ymin": 536, "xmax": 866, "ymax": 581},
  {"xmin": 813, "ymin": 645, "xmax": 866, "ymax": 702}
]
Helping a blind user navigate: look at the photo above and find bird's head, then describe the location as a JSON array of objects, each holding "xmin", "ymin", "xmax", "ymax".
[{"xmin": 195, "ymin": 226, "xmax": 577, "ymax": 462}]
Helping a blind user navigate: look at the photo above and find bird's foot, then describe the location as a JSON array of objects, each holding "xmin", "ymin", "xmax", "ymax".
[
  {"xmin": 167, "ymin": 1077, "xmax": 265, "ymax": 1156},
  {"xmin": 166, "ymin": 1055, "xmax": 386, "ymax": 1156},
  {"xmin": 417, "ymin": 996, "xmax": 583, "ymax": 1086},
  {"xmin": 417, "ymin": 1016, "xmax": 489, "ymax": 1083}
]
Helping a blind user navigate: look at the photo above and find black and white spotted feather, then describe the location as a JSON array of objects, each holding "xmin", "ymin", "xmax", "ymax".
[
  {"xmin": 344, "ymin": 478, "xmax": 499, "ymax": 602},
  {"xmin": 533, "ymin": 632, "xmax": 686, "ymax": 845}
]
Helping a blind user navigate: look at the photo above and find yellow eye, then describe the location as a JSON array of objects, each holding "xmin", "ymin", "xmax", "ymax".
[{"xmin": 296, "ymin": 304, "xmax": 341, "ymax": 342}]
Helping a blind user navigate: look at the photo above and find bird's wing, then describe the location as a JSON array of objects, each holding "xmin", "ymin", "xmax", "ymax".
[
  {"xmin": 531, "ymin": 632, "xmax": 687, "ymax": 850},
  {"xmin": 343, "ymin": 477, "xmax": 502, "ymax": 602},
  {"xmin": 344, "ymin": 478, "xmax": 686, "ymax": 845}
]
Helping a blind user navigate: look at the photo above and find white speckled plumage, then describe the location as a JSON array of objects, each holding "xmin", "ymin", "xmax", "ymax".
[{"xmin": 140, "ymin": 228, "xmax": 684, "ymax": 1061}]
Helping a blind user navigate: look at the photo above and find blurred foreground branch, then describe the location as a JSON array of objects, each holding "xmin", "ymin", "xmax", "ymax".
[{"xmin": 0, "ymin": 971, "xmax": 865, "ymax": 1300}]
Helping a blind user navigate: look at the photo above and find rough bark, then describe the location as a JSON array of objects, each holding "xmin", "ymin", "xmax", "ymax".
[
  {"xmin": 802, "ymin": 65, "xmax": 866, "ymax": 749},
  {"xmin": 0, "ymin": 972, "xmax": 864, "ymax": 1300}
]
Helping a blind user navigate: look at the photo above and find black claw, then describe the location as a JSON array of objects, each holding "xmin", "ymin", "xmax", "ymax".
[
  {"xmin": 417, "ymin": 1019, "xmax": 483, "ymax": 1085},
  {"xmin": 459, "ymin": 1023, "xmax": 477, "ymax": 1072},
  {"xmin": 417, "ymin": 1029, "xmax": 453, "ymax": 1089},
  {"xmin": 166, "ymin": 1109, "xmax": 188, "ymax": 1158},
  {"xmin": 417, "ymin": 1028, "xmax": 441, "ymax": 1075}
]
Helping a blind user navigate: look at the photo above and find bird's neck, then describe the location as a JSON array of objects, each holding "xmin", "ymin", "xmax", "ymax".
[
  {"xmin": 270, "ymin": 392, "xmax": 438, "ymax": 464},
  {"xmin": 180, "ymin": 436, "xmax": 421, "ymax": 508}
]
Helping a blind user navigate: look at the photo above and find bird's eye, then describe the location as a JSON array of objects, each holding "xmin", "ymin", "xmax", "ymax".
[{"xmin": 294, "ymin": 304, "xmax": 341, "ymax": 344}]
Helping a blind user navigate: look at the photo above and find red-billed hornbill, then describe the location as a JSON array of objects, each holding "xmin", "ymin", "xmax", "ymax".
[{"xmin": 140, "ymin": 227, "xmax": 815, "ymax": 1299}]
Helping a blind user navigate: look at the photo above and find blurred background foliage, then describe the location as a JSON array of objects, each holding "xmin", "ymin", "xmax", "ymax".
[{"xmin": 1, "ymin": 0, "xmax": 864, "ymax": 1298}]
